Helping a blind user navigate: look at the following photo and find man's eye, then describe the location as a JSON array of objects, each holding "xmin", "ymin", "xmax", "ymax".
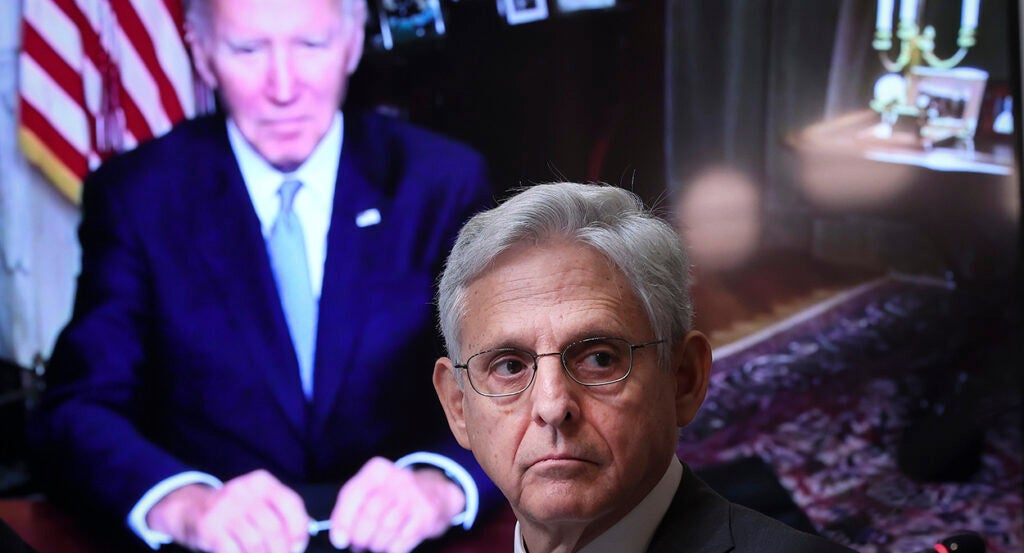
[
  {"xmin": 490, "ymin": 357, "xmax": 528, "ymax": 377},
  {"xmin": 300, "ymin": 37, "xmax": 330, "ymax": 49},
  {"xmin": 228, "ymin": 43, "xmax": 261, "ymax": 55},
  {"xmin": 577, "ymin": 351, "xmax": 619, "ymax": 374}
]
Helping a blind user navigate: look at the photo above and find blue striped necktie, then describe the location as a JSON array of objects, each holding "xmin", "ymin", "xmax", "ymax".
[{"xmin": 268, "ymin": 179, "xmax": 317, "ymax": 400}]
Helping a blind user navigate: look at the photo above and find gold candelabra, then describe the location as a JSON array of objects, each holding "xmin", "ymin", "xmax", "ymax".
[
  {"xmin": 869, "ymin": 0, "xmax": 986, "ymax": 147},
  {"xmin": 872, "ymin": 0, "xmax": 979, "ymax": 71}
]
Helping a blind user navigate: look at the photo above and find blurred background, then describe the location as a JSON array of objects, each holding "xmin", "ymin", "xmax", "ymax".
[{"xmin": 1, "ymin": 1, "xmax": 1021, "ymax": 552}]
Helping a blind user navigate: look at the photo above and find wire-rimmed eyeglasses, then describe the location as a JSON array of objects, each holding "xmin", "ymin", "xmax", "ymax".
[{"xmin": 453, "ymin": 337, "xmax": 664, "ymax": 397}]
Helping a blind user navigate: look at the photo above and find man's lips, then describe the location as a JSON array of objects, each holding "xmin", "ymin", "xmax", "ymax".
[
  {"xmin": 262, "ymin": 117, "xmax": 307, "ymax": 131},
  {"xmin": 525, "ymin": 453, "xmax": 598, "ymax": 471},
  {"xmin": 263, "ymin": 115, "xmax": 306, "ymax": 124}
]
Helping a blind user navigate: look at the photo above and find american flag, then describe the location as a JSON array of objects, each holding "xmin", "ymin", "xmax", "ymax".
[{"xmin": 18, "ymin": 0, "xmax": 200, "ymax": 203}]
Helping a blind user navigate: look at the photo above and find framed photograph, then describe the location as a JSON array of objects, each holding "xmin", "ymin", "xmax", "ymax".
[
  {"xmin": 556, "ymin": 0, "xmax": 615, "ymax": 12},
  {"xmin": 376, "ymin": 0, "xmax": 446, "ymax": 50},
  {"xmin": 503, "ymin": 0, "xmax": 549, "ymax": 25}
]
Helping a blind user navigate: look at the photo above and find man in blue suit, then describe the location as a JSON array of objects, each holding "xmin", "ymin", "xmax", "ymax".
[{"xmin": 28, "ymin": 0, "xmax": 493, "ymax": 552}]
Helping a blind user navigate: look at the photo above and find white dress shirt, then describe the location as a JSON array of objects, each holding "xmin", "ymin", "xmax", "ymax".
[
  {"xmin": 230, "ymin": 113, "xmax": 341, "ymax": 298},
  {"xmin": 513, "ymin": 456, "xmax": 683, "ymax": 553}
]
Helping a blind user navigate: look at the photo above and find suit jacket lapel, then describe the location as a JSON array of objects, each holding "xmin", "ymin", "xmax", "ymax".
[
  {"xmin": 309, "ymin": 113, "xmax": 388, "ymax": 431},
  {"xmin": 188, "ymin": 120, "xmax": 308, "ymax": 436},
  {"xmin": 647, "ymin": 465, "xmax": 736, "ymax": 553}
]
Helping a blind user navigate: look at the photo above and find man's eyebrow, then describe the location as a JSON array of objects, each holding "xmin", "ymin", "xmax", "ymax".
[
  {"xmin": 293, "ymin": 30, "xmax": 333, "ymax": 41},
  {"xmin": 221, "ymin": 35, "xmax": 267, "ymax": 47},
  {"xmin": 472, "ymin": 339, "xmax": 529, "ymax": 352},
  {"xmin": 563, "ymin": 327, "xmax": 631, "ymax": 345},
  {"xmin": 475, "ymin": 328, "xmax": 630, "ymax": 353}
]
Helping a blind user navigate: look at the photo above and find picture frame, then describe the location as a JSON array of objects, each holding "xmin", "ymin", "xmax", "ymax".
[
  {"xmin": 503, "ymin": 0, "xmax": 549, "ymax": 25},
  {"xmin": 375, "ymin": 0, "xmax": 446, "ymax": 50},
  {"xmin": 556, "ymin": 0, "xmax": 615, "ymax": 13}
]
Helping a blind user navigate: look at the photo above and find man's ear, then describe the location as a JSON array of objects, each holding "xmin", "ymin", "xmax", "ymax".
[
  {"xmin": 186, "ymin": 28, "xmax": 218, "ymax": 89},
  {"xmin": 342, "ymin": 18, "xmax": 365, "ymax": 76},
  {"xmin": 433, "ymin": 357, "xmax": 471, "ymax": 450},
  {"xmin": 673, "ymin": 331, "xmax": 712, "ymax": 427}
]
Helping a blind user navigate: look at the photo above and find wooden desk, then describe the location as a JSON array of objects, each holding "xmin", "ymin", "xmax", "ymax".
[
  {"xmin": 0, "ymin": 499, "xmax": 106, "ymax": 553},
  {"xmin": 786, "ymin": 109, "xmax": 1019, "ymax": 281},
  {"xmin": 789, "ymin": 109, "xmax": 1015, "ymax": 177},
  {"xmin": 0, "ymin": 498, "xmax": 516, "ymax": 553}
]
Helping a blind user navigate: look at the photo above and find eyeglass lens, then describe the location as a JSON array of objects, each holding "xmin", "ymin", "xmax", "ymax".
[{"xmin": 466, "ymin": 337, "xmax": 633, "ymax": 396}]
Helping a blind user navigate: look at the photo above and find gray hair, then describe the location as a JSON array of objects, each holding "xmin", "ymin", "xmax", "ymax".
[
  {"xmin": 437, "ymin": 182, "xmax": 694, "ymax": 373},
  {"xmin": 183, "ymin": 0, "xmax": 369, "ymax": 41}
]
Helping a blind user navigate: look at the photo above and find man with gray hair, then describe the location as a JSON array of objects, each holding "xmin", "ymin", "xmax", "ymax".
[
  {"xmin": 30, "ymin": 0, "xmax": 492, "ymax": 552},
  {"xmin": 433, "ymin": 182, "xmax": 855, "ymax": 552}
]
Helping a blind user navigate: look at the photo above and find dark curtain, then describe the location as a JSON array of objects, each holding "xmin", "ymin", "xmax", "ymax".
[{"xmin": 666, "ymin": 0, "xmax": 844, "ymax": 249}]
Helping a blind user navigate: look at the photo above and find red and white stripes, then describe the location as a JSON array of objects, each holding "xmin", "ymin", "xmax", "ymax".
[{"xmin": 18, "ymin": 0, "xmax": 197, "ymax": 203}]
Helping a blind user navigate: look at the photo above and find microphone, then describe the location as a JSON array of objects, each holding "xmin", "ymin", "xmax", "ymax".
[
  {"xmin": 913, "ymin": 532, "xmax": 986, "ymax": 553},
  {"xmin": 935, "ymin": 532, "xmax": 986, "ymax": 553}
]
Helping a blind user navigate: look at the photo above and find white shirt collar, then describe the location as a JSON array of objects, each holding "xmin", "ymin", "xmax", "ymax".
[
  {"xmin": 226, "ymin": 112, "xmax": 342, "ymax": 298},
  {"xmin": 513, "ymin": 456, "xmax": 683, "ymax": 553},
  {"xmin": 227, "ymin": 113, "xmax": 342, "ymax": 236}
]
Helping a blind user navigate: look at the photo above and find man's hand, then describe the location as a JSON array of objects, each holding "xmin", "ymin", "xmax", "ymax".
[
  {"xmin": 329, "ymin": 457, "xmax": 466, "ymax": 553},
  {"xmin": 147, "ymin": 469, "xmax": 311, "ymax": 553}
]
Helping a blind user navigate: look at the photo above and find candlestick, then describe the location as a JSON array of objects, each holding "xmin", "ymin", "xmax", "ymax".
[
  {"xmin": 870, "ymin": 0, "xmax": 988, "ymax": 149},
  {"xmin": 873, "ymin": 0, "xmax": 980, "ymax": 72},
  {"xmin": 877, "ymin": 0, "xmax": 894, "ymax": 32},
  {"xmin": 961, "ymin": 0, "xmax": 979, "ymax": 28},
  {"xmin": 899, "ymin": 0, "xmax": 918, "ymax": 22}
]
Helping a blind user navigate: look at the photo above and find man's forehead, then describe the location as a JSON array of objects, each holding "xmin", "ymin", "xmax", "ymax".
[
  {"xmin": 460, "ymin": 241, "xmax": 645, "ymax": 346},
  {"xmin": 209, "ymin": 0, "xmax": 345, "ymax": 32},
  {"xmin": 209, "ymin": 0, "xmax": 345, "ymax": 11},
  {"xmin": 468, "ymin": 242, "xmax": 618, "ymax": 295}
]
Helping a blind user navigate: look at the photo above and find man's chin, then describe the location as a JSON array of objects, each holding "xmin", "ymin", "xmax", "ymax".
[
  {"xmin": 269, "ymin": 159, "xmax": 303, "ymax": 173},
  {"xmin": 261, "ymin": 150, "xmax": 308, "ymax": 173},
  {"xmin": 518, "ymin": 500, "xmax": 604, "ymax": 529},
  {"xmin": 518, "ymin": 484, "xmax": 605, "ymax": 520},
  {"xmin": 257, "ymin": 144, "xmax": 316, "ymax": 173}
]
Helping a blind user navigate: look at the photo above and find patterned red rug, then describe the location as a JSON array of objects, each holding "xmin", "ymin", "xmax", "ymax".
[{"xmin": 678, "ymin": 276, "xmax": 1023, "ymax": 553}]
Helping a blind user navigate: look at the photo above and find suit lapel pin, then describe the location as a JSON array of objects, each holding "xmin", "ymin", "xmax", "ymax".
[{"xmin": 355, "ymin": 208, "xmax": 381, "ymax": 228}]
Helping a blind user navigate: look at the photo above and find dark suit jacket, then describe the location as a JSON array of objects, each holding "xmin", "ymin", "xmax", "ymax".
[
  {"xmin": 28, "ymin": 111, "xmax": 495, "ymax": 535},
  {"xmin": 647, "ymin": 464, "xmax": 855, "ymax": 553}
]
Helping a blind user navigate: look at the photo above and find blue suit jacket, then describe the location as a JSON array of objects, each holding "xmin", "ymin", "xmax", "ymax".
[{"xmin": 29, "ymin": 111, "xmax": 495, "ymax": 532}]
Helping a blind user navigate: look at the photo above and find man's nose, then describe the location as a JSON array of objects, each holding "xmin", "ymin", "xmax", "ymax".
[
  {"xmin": 267, "ymin": 47, "xmax": 298, "ymax": 104},
  {"xmin": 530, "ymin": 355, "xmax": 580, "ymax": 427}
]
